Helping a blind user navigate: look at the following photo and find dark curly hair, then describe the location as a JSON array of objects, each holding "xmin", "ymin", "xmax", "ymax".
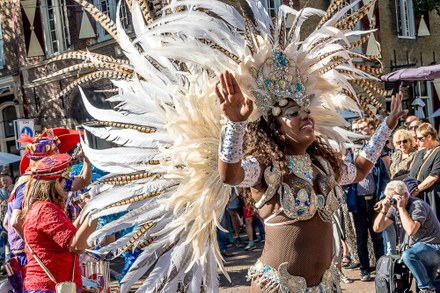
[{"xmin": 242, "ymin": 116, "xmax": 342, "ymax": 205}]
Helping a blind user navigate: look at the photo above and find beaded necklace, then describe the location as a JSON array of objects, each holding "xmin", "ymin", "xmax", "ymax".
[{"xmin": 287, "ymin": 154, "xmax": 313, "ymax": 184}]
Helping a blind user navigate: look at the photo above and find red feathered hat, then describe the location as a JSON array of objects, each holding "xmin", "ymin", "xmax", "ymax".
[{"xmin": 19, "ymin": 128, "xmax": 83, "ymax": 175}]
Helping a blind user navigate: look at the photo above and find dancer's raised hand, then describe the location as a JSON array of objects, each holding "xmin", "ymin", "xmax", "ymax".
[
  {"xmin": 215, "ymin": 71, "xmax": 253, "ymax": 122},
  {"xmin": 387, "ymin": 91, "xmax": 408, "ymax": 129}
]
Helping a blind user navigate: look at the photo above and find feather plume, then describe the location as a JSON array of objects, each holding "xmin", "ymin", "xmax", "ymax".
[{"xmin": 60, "ymin": 0, "xmax": 388, "ymax": 291}]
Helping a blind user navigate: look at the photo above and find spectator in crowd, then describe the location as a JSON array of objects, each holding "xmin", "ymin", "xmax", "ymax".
[
  {"xmin": 0, "ymin": 178, "xmax": 7, "ymax": 272},
  {"xmin": 351, "ymin": 119, "xmax": 360, "ymax": 134},
  {"xmin": 243, "ymin": 203, "xmax": 256, "ymax": 251},
  {"xmin": 351, "ymin": 118, "xmax": 389, "ymax": 281},
  {"xmin": 3, "ymin": 132, "xmax": 90, "ymax": 293},
  {"xmin": 227, "ymin": 187, "xmax": 243, "ymax": 247},
  {"xmin": 21, "ymin": 154, "xmax": 97, "ymax": 293},
  {"xmin": 404, "ymin": 115, "xmax": 419, "ymax": 129},
  {"xmin": 389, "ymin": 129, "xmax": 417, "ymax": 180},
  {"xmin": 217, "ymin": 216, "xmax": 232, "ymax": 257},
  {"xmin": 409, "ymin": 122, "xmax": 440, "ymax": 219},
  {"xmin": 373, "ymin": 180, "xmax": 440, "ymax": 293},
  {"xmin": 1, "ymin": 176, "xmax": 13, "ymax": 195},
  {"xmin": 408, "ymin": 119, "xmax": 422, "ymax": 148}
]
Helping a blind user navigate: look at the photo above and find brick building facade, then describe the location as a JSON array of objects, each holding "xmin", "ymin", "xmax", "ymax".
[{"xmin": 1, "ymin": 0, "xmax": 440, "ymax": 175}]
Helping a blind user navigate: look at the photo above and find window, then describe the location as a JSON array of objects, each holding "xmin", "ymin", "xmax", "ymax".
[
  {"xmin": 2, "ymin": 106, "xmax": 16, "ymax": 138},
  {"xmin": 0, "ymin": 24, "xmax": 4, "ymax": 69},
  {"xmin": 94, "ymin": 0, "xmax": 131, "ymax": 41},
  {"xmin": 339, "ymin": 1, "xmax": 363, "ymax": 55},
  {"xmin": 260, "ymin": 0, "xmax": 281, "ymax": 18},
  {"xmin": 0, "ymin": 103, "xmax": 18, "ymax": 152},
  {"xmin": 40, "ymin": 0, "xmax": 71, "ymax": 56},
  {"xmin": 396, "ymin": 0, "xmax": 416, "ymax": 38}
]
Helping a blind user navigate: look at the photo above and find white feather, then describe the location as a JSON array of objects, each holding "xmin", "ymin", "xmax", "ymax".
[
  {"xmin": 83, "ymin": 125, "xmax": 172, "ymax": 148},
  {"xmin": 80, "ymin": 88, "xmax": 164, "ymax": 128}
]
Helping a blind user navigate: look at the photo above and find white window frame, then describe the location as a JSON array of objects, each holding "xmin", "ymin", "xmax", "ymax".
[
  {"xmin": 0, "ymin": 24, "xmax": 4, "ymax": 69},
  {"xmin": 94, "ymin": 0, "xmax": 131, "ymax": 41},
  {"xmin": 340, "ymin": 1, "xmax": 364, "ymax": 56},
  {"xmin": 0, "ymin": 102, "xmax": 18, "ymax": 153},
  {"xmin": 94, "ymin": 0, "xmax": 116, "ymax": 41},
  {"xmin": 40, "ymin": 0, "xmax": 71, "ymax": 57},
  {"xmin": 395, "ymin": 0, "xmax": 416, "ymax": 39},
  {"xmin": 260, "ymin": 0, "xmax": 281, "ymax": 18}
]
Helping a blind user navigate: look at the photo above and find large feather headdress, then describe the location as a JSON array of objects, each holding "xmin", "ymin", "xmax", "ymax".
[{"xmin": 37, "ymin": 0, "xmax": 390, "ymax": 291}]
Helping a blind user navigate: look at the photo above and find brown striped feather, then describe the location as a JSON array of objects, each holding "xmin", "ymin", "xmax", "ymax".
[
  {"xmin": 33, "ymin": 62, "xmax": 133, "ymax": 83},
  {"xmin": 97, "ymin": 171, "xmax": 160, "ymax": 186},
  {"xmin": 73, "ymin": 0, "xmax": 119, "ymax": 42},
  {"xmin": 54, "ymin": 70, "xmax": 133, "ymax": 99}
]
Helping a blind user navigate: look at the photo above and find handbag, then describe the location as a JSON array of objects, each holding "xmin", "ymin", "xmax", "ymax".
[
  {"xmin": 416, "ymin": 146, "xmax": 440, "ymax": 181},
  {"xmin": 25, "ymin": 240, "xmax": 76, "ymax": 293}
]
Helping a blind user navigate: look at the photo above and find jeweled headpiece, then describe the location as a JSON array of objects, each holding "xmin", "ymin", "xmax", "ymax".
[
  {"xmin": 252, "ymin": 49, "xmax": 311, "ymax": 117},
  {"xmin": 235, "ymin": 0, "xmax": 391, "ymax": 136}
]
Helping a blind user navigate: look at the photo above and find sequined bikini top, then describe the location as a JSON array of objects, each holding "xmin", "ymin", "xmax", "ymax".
[{"xmin": 257, "ymin": 156, "xmax": 343, "ymax": 225}]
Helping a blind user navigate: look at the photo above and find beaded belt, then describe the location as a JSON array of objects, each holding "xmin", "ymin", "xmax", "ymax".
[{"xmin": 247, "ymin": 259, "xmax": 341, "ymax": 293}]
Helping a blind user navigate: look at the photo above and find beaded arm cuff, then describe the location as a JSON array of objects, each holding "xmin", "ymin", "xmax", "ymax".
[
  {"xmin": 237, "ymin": 156, "xmax": 261, "ymax": 188},
  {"xmin": 358, "ymin": 118, "xmax": 393, "ymax": 164},
  {"xmin": 339, "ymin": 162, "xmax": 357, "ymax": 186},
  {"xmin": 218, "ymin": 120, "xmax": 248, "ymax": 163}
]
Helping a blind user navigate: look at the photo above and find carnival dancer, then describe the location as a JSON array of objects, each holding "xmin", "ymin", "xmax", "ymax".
[
  {"xmin": 216, "ymin": 68, "xmax": 406, "ymax": 291},
  {"xmin": 37, "ymin": 0, "xmax": 406, "ymax": 292}
]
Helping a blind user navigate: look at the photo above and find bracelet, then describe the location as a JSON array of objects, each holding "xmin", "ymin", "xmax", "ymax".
[
  {"xmin": 237, "ymin": 156, "xmax": 261, "ymax": 188},
  {"xmin": 218, "ymin": 120, "xmax": 248, "ymax": 163},
  {"xmin": 358, "ymin": 117, "xmax": 393, "ymax": 164}
]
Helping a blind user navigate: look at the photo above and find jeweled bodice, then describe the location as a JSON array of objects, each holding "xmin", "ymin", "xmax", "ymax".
[
  {"xmin": 262, "ymin": 156, "xmax": 343, "ymax": 224},
  {"xmin": 280, "ymin": 171, "xmax": 342, "ymax": 223}
]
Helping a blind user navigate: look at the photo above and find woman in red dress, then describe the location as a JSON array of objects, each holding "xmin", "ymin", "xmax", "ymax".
[{"xmin": 21, "ymin": 154, "xmax": 97, "ymax": 293}]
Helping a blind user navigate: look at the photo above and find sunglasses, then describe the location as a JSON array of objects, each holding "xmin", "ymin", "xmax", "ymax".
[
  {"xmin": 408, "ymin": 125, "xmax": 419, "ymax": 131},
  {"xmin": 416, "ymin": 136, "xmax": 426, "ymax": 142},
  {"xmin": 404, "ymin": 119, "xmax": 417, "ymax": 126},
  {"xmin": 395, "ymin": 139, "xmax": 408, "ymax": 145},
  {"xmin": 357, "ymin": 126, "xmax": 370, "ymax": 132}
]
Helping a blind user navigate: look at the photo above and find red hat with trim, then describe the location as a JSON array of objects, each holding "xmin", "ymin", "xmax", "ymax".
[
  {"xmin": 19, "ymin": 128, "xmax": 83, "ymax": 175},
  {"xmin": 29, "ymin": 153, "xmax": 72, "ymax": 180}
]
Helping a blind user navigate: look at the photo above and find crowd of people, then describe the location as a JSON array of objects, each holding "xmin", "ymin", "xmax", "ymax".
[
  {"xmin": 0, "ymin": 129, "xmax": 140, "ymax": 293},
  {"xmin": 335, "ymin": 114, "xmax": 440, "ymax": 292}
]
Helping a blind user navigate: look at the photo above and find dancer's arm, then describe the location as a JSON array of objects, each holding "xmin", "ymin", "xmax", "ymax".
[
  {"xmin": 341, "ymin": 92, "xmax": 407, "ymax": 185},
  {"xmin": 215, "ymin": 71, "xmax": 258, "ymax": 186}
]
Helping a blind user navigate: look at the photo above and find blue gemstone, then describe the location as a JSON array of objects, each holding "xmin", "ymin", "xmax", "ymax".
[
  {"xmin": 305, "ymin": 201, "xmax": 310, "ymax": 207},
  {"xmin": 296, "ymin": 82, "xmax": 303, "ymax": 91},
  {"xmin": 295, "ymin": 199, "xmax": 301, "ymax": 206},
  {"xmin": 317, "ymin": 195, "xmax": 324, "ymax": 207},
  {"xmin": 265, "ymin": 80, "xmax": 272, "ymax": 86},
  {"xmin": 297, "ymin": 209, "xmax": 305, "ymax": 216}
]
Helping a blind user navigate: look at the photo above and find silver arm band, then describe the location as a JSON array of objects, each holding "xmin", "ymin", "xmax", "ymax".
[
  {"xmin": 219, "ymin": 120, "xmax": 248, "ymax": 163},
  {"xmin": 339, "ymin": 161, "xmax": 357, "ymax": 185},
  {"xmin": 237, "ymin": 156, "xmax": 261, "ymax": 188},
  {"xmin": 358, "ymin": 117, "xmax": 393, "ymax": 164}
]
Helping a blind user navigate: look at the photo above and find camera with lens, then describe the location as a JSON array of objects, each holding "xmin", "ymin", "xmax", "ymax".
[{"xmin": 390, "ymin": 198, "xmax": 397, "ymax": 205}]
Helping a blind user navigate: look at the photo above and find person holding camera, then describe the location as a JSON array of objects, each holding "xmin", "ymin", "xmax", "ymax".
[{"xmin": 373, "ymin": 180, "xmax": 440, "ymax": 293}]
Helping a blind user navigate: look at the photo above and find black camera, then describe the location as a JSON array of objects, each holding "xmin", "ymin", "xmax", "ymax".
[{"xmin": 390, "ymin": 198, "xmax": 397, "ymax": 205}]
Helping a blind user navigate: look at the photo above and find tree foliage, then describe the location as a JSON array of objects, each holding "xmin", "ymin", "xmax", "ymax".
[{"xmin": 413, "ymin": 0, "xmax": 440, "ymax": 15}]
